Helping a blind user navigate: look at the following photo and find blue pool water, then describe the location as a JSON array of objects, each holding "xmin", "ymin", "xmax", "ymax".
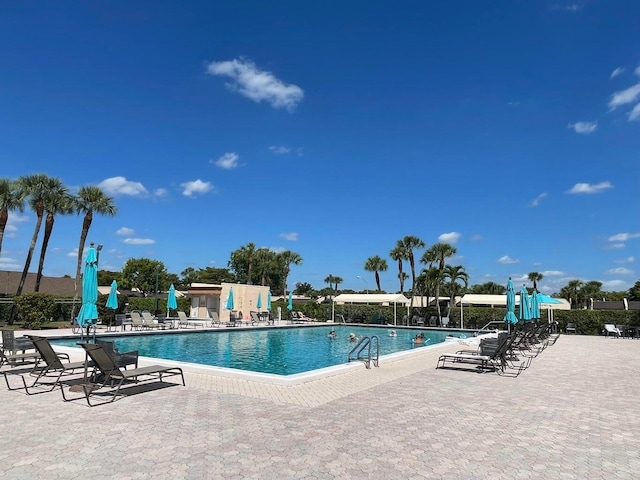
[{"xmin": 51, "ymin": 325, "xmax": 468, "ymax": 375}]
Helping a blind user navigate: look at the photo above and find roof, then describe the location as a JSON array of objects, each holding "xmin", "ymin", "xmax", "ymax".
[
  {"xmin": 333, "ymin": 293, "xmax": 410, "ymax": 305},
  {"xmin": 460, "ymin": 293, "xmax": 570, "ymax": 309},
  {"xmin": 0, "ymin": 270, "xmax": 76, "ymax": 297}
]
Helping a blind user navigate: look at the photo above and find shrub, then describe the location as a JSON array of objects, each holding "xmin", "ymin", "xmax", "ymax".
[{"xmin": 15, "ymin": 293, "xmax": 58, "ymax": 329}]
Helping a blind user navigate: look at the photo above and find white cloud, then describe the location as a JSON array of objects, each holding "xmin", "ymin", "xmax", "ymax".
[
  {"xmin": 610, "ymin": 67, "xmax": 625, "ymax": 79},
  {"xmin": 0, "ymin": 256, "xmax": 21, "ymax": 270},
  {"xmin": 531, "ymin": 192, "xmax": 547, "ymax": 207},
  {"xmin": 5, "ymin": 213, "xmax": 28, "ymax": 237},
  {"xmin": 498, "ymin": 255, "xmax": 519, "ymax": 264},
  {"xmin": 180, "ymin": 179, "xmax": 213, "ymax": 197},
  {"xmin": 279, "ymin": 232, "xmax": 298, "ymax": 241},
  {"xmin": 606, "ymin": 243, "xmax": 625, "ymax": 250},
  {"xmin": 438, "ymin": 232, "xmax": 460, "ymax": 244},
  {"xmin": 608, "ymin": 83, "xmax": 640, "ymax": 110},
  {"xmin": 154, "ymin": 188, "xmax": 168, "ymax": 197},
  {"xmin": 615, "ymin": 256, "xmax": 635, "ymax": 264},
  {"xmin": 629, "ymin": 103, "xmax": 640, "ymax": 121},
  {"xmin": 636, "ymin": 66, "xmax": 640, "ymax": 77},
  {"xmin": 606, "ymin": 267, "xmax": 633, "ymax": 275},
  {"xmin": 207, "ymin": 58, "xmax": 304, "ymax": 111},
  {"xmin": 270, "ymin": 246, "xmax": 286, "ymax": 253},
  {"xmin": 541, "ymin": 270, "xmax": 564, "ymax": 276},
  {"xmin": 601, "ymin": 279, "xmax": 627, "ymax": 289},
  {"xmin": 470, "ymin": 234, "xmax": 483, "ymax": 241},
  {"xmin": 212, "ymin": 152, "xmax": 239, "ymax": 169},
  {"xmin": 116, "ymin": 227, "xmax": 135, "ymax": 236},
  {"xmin": 608, "ymin": 232, "xmax": 640, "ymax": 242},
  {"xmin": 567, "ymin": 121, "xmax": 597, "ymax": 134},
  {"xmin": 67, "ymin": 248, "xmax": 78, "ymax": 257},
  {"xmin": 269, "ymin": 146, "xmax": 291, "ymax": 155},
  {"xmin": 98, "ymin": 176, "xmax": 148, "ymax": 197},
  {"xmin": 566, "ymin": 181, "xmax": 613, "ymax": 194},
  {"xmin": 123, "ymin": 238, "xmax": 155, "ymax": 245}
]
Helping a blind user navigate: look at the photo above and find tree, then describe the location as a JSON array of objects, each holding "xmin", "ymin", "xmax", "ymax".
[
  {"xmin": 120, "ymin": 258, "xmax": 166, "ymax": 296},
  {"xmin": 415, "ymin": 266, "xmax": 440, "ymax": 308},
  {"xmin": 72, "ymin": 186, "xmax": 117, "ymax": 317},
  {"xmin": 254, "ymin": 248, "xmax": 279, "ymax": 287},
  {"xmin": 401, "ymin": 235, "xmax": 425, "ymax": 301},
  {"xmin": 629, "ymin": 280, "xmax": 640, "ymax": 301},
  {"xmin": 559, "ymin": 279, "xmax": 584, "ymax": 309},
  {"xmin": 0, "ymin": 178, "xmax": 25, "ymax": 261},
  {"xmin": 14, "ymin": 174, "xmax": 51, "ymax": 298},
  {"xmin": 422, "ymin": 242, "xmax": 457, "ymax": 319},
  {"xmin": 34, "ymin": 178, "xmax": 73, "ymax": 292},
  {"xmin": 278, "ymin": 250, "xmax": 303, "ymax": 296},
  {"xmin": 389, "ymin": 241, "xmax": 408, "ymax": 293},
  {"xmin": 443, "ymin": 265, "xmax": 468, "ymax": 317},
  {"xmin": 469, "ymin": 281, "xmax": 506, "ymax": 294},
  {"xmin": 581, "ymin": 281, "xmax": 603, "ymax": 308},
  {"xmin": 294, "ymin": 282, "xmax": 314, "ymax": 296},
  {"xmin": 323, "ymin": 274, "xmax": 342, "ymax": 300},
  {"xmin": 527, "ymin": 272, "xmax": 544, "ymax": 291},
  {"xmin": 364, "ymin": 255, "xmax": 388, "ymax": 292}
]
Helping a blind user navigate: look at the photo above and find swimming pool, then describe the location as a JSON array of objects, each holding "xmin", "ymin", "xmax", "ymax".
[{"xmin": 51, "ymin": 325, "xmax": 468, "ymax": 376}]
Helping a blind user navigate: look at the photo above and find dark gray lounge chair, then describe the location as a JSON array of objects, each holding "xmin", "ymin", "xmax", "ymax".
[
  {"xmin": 95, "ymin": 339, "xmax": 138, "ymax": 369},
  {"xmin": 61, "ymin": 342, "xmax": 184, "ymax": 406},
  {"xmin": 436, "ymin": 333, "xmax": 514, "ymax": 375}
]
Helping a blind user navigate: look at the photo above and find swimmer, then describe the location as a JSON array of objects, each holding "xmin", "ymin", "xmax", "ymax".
[
  {"xmin": 389, "ymin": 330, "xmax": 397, "ymax": 337},
  {"xmin": 328, "ymin": 330, "xmax": 336, "ymax": 339},
  {"xmin": 349, "ymin": 332, "xmax": 357, "ymax": 342}
]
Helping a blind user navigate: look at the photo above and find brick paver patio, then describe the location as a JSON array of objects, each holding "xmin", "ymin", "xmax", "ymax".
[{"xmin": 1, "ymin": 331, "xmax": 639, "ymax": 479}]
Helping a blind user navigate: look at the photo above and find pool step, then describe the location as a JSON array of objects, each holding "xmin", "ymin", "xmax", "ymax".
[{"xmin": 347, "ymin": 335, "xmax": 380, "ymax": 369}]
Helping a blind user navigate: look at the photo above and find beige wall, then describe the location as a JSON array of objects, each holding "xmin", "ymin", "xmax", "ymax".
[{"xmin": 189, "ymin": 283, "xmax": 271, "ymax": 321}]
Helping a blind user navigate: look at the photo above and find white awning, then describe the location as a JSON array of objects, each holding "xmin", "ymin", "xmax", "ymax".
[{"xmin": 333, "ymin": 293, "xmax": 410, "ymax": 305}]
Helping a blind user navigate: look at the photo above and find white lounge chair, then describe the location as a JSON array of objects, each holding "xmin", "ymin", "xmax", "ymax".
[{"xmin": 604, "ymin": 324, "xmax": 621, "ymax": 337}]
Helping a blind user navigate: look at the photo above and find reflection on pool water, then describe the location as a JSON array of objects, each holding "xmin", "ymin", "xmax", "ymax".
[{"xmin": 51, "ymin": 325, "xmax": 468, "ymax": 375}]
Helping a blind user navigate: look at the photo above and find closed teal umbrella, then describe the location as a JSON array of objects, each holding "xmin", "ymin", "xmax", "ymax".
[
  {"xmin": 226, "ymin": 288, "xmax": 235, "ymax": 310},
  {"xmin": 256, "ymin": 292, "xmax": 263, "ymax": 310},
  {"xmin": 167, "ymin": 283, "xmax": 178, "ymax": 316},
  {"xmin": 105, "ymin": 279, "xmax": 118, "ymax": 309},
  {"xmin": 267, "ymin": 291, "xmax": 272, "ymax": 310},
  {"xmin": 287, "ymin": 291, "xmax": 293, "ymax": 311},
  {"xmin": 530, "ymin": 289, "xmax": 540, "ymax": 321},
  {"xmin": 519, "ymin": 285, "xmax": 532, "ymax": 321},
  {"xmin": 504, "ymin": 278, "xmax": 518, "ymax": 327},
  {"xmin": 77, "ymin": 246, "xmax": 99, "ymax": 340}
]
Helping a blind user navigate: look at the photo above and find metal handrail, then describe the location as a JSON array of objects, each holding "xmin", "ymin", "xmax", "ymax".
[
  {"xmin": 348, "ymin": 335, "xmax": 380, "ymax": 369},
  {"xmin": 479, "ymin": 320, "xmax": 507, "ymax": 331}
]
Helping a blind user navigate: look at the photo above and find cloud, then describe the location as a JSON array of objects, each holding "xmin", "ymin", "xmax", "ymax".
[
  {"xmin": 551, "ymin": 3, "xmax": 583, "ymax": 12},
  {"xmin": 566, "ymin": 181, "xmax": 613, "ymax": 194},
  {"xmin": 180, "ymin": 179, "xmax": 213, "ymax": 197},
  {"xmin": 606, "ymin": 267, "xmax": 633, "ymax": 275},
  {"xmin": 116, "ymin": 227, "xmax": 135, "ymax": 236},
  {"xmin": 98, "ymin": 176, "xmax": 148, "ymax": 197},
  {"xmin": 608, "ymin": 232, "xmax": 640, "ymax": 242},
  {"xmin": 469, "ymin": 234, "xmax": 483, "ymax": 241},
  {"xmin": 269, "ymin": 145, "xmax": 291, "ymax": 155},
  {"xmin": 606, "ymin": 243, "xmax": 625, "ymax": 250},
  {"xmin": 154, "ymin": 188, "xmax": 168, "ymax": 197},
  {"xmin": 270, "ymin": 246, "xmax": 286, "ymax": 253},
  {"xmin": 438, "ymin": 232, "xmax": 460, "ymax": 244},
  {"xmin": 610, "ymin": 67, "xmax": 625, "ymax": 79},
  {"xmin": 212, "ymin": 152, "xmax": 239, "ymax": 169},
  {"xmin": 279, "ymin": 232, "xmax": 298, "ymax": 241},
  {"xmin": 608, "ymin": 83, "xmax": 640, "ymax": 110},
  {"xmin": 629, "ymin": 103, "xmax": 640, "ymax": 121},
  {"xmin": 122, "ymin": 238, "xmax": 155, "ymax": 245},
  {"xmin": 207, "ymin": 58, "xmax": 304, "ymax": 111},
  {"xmin": 567, "ymin": 121, "xmax": 597, "ymax": 134},
  {"xmin": 636, "ymin": 66, "xmax": 640, "ymax": 76},
  {"xmin": 541, "ymin": 270, "xmax": 564, "ymax": 276},
  {"xmin": 67, "ymin": 248, "xmax": 78, "ymax": 257},
  {"xmin": 615, "ymin": 256, "xmax": 635, "ymax": 264},
  {"xmin": 531, "ymin": 192, "xmax": 548, "ymax": 207},
  {"xmin": 498, "ymin": 255, "xmax": 519, "ymax": 264},
  {"xmin": 0, "ymin": 256, "xmax": 20, "ymax": 270},
  {"xmin": 601, "ymin": 279, "xmax": 627, "ymax": 289},
  {"xmin": 5, "ymin": 213, "xmax": 28, "ymax": 237}
]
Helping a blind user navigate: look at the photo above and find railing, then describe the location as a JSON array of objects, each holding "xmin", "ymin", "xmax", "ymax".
[
  {"xmin": 348, "ymin": 335, "xmax": 380, "ymax": 369},
  {"xmin": 479, "ymin": 320, "xmax": 508, "ymax": 331}
]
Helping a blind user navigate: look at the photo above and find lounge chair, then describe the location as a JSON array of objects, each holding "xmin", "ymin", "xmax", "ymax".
[
  {"xmin": 95, "ymin": 339, "xmax": 139, "ymax": 369},
  {"xmin": 436, "ymin": 333, "xmax": 516, "ymax": 375},
  {"xmin": 565, "ymin": 322, "xmax": 577, "ymax": 334},
  {"xmin": 61, "ymin": 342, "xmax": 184, "ymax": 406},
  {"xmin": 141, "ymin": 311, "xmax": 165, "ymax": 330},
  {"xmin": 177, "ymin": 310, "xmax": 209, "ymax": 328},
  {"xmin": 129, "ymin": 311, "xmax": 147, "ymax": 331},
  {"xmin": 2, "ymin": 329, "xmax": 36, "ymax": 354},
  {"xmin": 207, "ymin": 309, "xmax": 221, "ymax": 327},
  {"xmin": 6, "ymin": 335, "xmax": 87, "ymax": 394},
  {"xmin": 604, "ymin": 324, "xmax": 621, "ymax": 337}
]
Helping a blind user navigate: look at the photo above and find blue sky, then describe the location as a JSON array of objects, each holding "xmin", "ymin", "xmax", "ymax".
[{"xmin": 1, "ymin": 1, "xmax": 639, "ymax": 295}]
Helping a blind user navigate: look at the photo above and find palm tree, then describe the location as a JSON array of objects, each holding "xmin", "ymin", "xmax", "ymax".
[
  {"xmin": 389, "ymin": 241, "xmax": 408, "ymax": 293},
  {"xmin": 14, "ymin": 174, "xmax": 51, "ymax": 296},
  {"xmin": 415, "ymin": 266, "xmax": 440, "ymax": 308},
  {"xmin": 254, "ymin": 248, "xmax": 277, "ymax": 286},
  {"xmin": 278, "ymin": 250, "xmax": 303, "ymax": 297},
  {"xmin": 423, "ymin": 242, "xmax": 457, "ymax": 319},
  {"xmin": 527, "ymin": 272, "xmax": 544, "ymax": 291},
  {"xmin": 0, "ymin": 178, "xmax": 25, "ymax": 260},
  {"xmin": 324, "ymin": 274, "xmax": 338, "ymax": 301},
  {"xmin": 333, "ymin": 276, "xmax": 343, "ymax": 293},
  {"xmin": 364, "ymin": 255, "xmax": 388, "ymax": 291},
  {"xmin": 401, "ymin": 235, "xmax": 425, "ymax": 301},
  {"xmin": 443, "ymin": 265, "xmax": 468, "ymax": 318},
  {"xmin": 34, "ymin": 179, "xmax": 73, "ymax": 292},
  {"xmin": 72, "ymin": 186, "xmax": 117, "ymax": 317},
  {"xmin": 240, "ymin": 242, "xmax": 257, "ymax": 284},
  {"xmin": 560, "ymin": 279, "xmax": 584, "ymax": 309}
]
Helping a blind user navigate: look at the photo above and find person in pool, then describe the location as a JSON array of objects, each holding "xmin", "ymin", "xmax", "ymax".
[
  {"xmin": 328, "ymin": 330, "xmax": 336, "ymax": 339},
  {"xmin": 349, "ymin": 332, "xmax": 357, "ymax": 342},
  {"xmin": 389, "ymin": 330, "xmax": 397, "ymax": 337},
  {"xmin": 413, "ymin": 333, "xmax": 424, "ymax": 344}
]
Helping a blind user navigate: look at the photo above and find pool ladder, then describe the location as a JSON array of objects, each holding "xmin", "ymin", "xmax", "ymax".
[{"xmin": 348, "ymin": 335, "xmax": 380, "ymax": 369}]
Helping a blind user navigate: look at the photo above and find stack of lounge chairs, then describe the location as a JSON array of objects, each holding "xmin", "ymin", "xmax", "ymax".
[{"xmin": 436, "ymin": 322, "xmax": 560, "ymax": 376}]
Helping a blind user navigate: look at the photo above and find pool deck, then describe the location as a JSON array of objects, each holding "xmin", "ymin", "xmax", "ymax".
[{"xmin": 1, "ymin": 329, "xmax": 639, "ymax": 479}]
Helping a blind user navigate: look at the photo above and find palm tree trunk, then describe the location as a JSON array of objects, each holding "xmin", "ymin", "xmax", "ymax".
[
  {"xmin": 9, "ymin": 213, "xmax": 43, "ymax": 324},
  {"xmin": 34, "ymin": 213, "xmax": 54, "ymax": 292},
  {"xmin": 0, "ymin": 209, "xmax": 8, "ymax": 259}
]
